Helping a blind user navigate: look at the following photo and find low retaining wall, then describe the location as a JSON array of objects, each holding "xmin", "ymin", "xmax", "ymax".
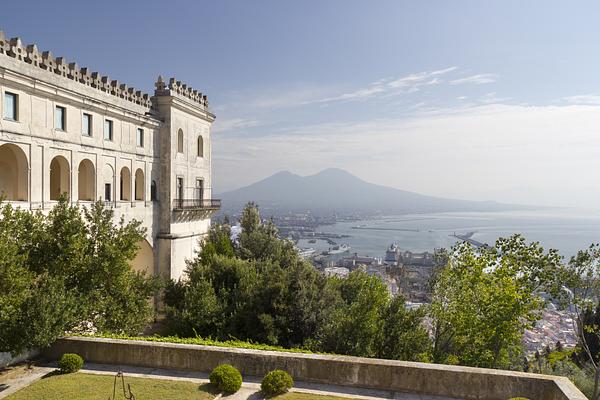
[
  {"xmin": 44, "ymin": 337, "xmax": 586, "ymax": 400},
  {"xmin": 1, "ymin": 349, "xmax": 39, "ymax": 368}
]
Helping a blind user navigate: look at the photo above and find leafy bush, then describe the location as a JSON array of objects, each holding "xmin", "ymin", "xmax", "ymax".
[
  {"xmin": 58, "ymin": 353, "xmax": 84, "ymax": 373},
  {"xmin": 89, "ymin": 333, "xmax": 320, "ymax": 355},
  {"xmin": 0, "ymin": 199, "xmax": 160, "ymax": 356},
  {"xmin": 209, "ymin": 364, "xmax": 242, "ymax": 393},
  {"xmin": 261, "ymin": 370, "xmax": 293, "ymax": 397}
]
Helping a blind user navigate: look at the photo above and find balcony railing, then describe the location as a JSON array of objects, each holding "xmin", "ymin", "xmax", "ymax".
[{"xmin": 172, "ymin": 198, "xmax": 221, "ymax": 211}]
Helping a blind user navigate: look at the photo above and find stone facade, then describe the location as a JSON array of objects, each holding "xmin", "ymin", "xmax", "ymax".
[{"xmin": 0, "ymin": 30, "xmax": 219, "ymax": 281}]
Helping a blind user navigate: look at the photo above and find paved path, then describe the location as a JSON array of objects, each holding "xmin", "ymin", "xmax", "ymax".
[
  {"xmin": 0, "ymin": 362, "xmax": 460, "ymax": 400},
  {"xmin": 0, "ymin": 365, "xmax": 54, "ymax": 399}
]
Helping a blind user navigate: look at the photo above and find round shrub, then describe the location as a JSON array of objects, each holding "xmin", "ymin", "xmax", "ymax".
[
  {"xmin": 58, "ymin": 353, "xmax": 84, "ymax": 373},
  {"xmin": 209, "ymin": 364, "xmax": 242, "ymax": 393},
  {"xmin": 261, "ymin": 370, "xmax": 293, "ymax": 397}
]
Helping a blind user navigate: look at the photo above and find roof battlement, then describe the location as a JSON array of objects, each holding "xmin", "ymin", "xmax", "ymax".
[
  {"xmin": 0, "ymin": 30, "xmax": 152, "ymax": 107},
  {"xmin": 154, "ymin": 75, "xmax": 209, "ymax": 108}
]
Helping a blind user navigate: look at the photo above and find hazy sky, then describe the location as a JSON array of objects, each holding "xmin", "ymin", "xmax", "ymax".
[{"xmin": 3, "ymin": 1, "xmax": 600, "ymax": 208}]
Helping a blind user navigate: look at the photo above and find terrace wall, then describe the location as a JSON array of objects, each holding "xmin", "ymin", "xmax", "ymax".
[{"xmin": 43, "ymin": 337, "xmax": 587, "ymax": 400}]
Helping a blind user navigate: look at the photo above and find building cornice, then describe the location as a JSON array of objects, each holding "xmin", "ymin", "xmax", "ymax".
[
  {"xmin": 0, "ymin": 31, "xmax": 152, "ymax": 108},
  {"xmin": 0, "ymin": 63, "xmax": 161, "ymax": 128},
  {"xmin": 154, "ymin": 76, "xmax": 215, "ymax": 122}
]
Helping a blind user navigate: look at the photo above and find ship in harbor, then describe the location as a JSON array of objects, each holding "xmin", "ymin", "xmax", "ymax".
[
  {"xmin": 298, "ymin": 247, "xmax": 317, "ymax": 258},
  {"xmin": 327, "ymin": 244, "xmax": 351, "ymax": 255}
]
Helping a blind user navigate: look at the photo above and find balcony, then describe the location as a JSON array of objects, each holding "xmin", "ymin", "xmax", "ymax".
[{"xmin": 172, "ymin": 198, "xmax": 221, "ymax": 212}]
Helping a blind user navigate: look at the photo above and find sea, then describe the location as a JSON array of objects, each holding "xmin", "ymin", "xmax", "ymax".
[{"xmin": 295, "ymin": 208, "xmax": 600, "ymax": 260}]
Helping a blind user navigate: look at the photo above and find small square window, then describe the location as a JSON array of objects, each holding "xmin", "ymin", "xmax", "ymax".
[
  {"xmin": 3, "ymin": 92, "xmax": 18, "ymax": 121},
  {"xmin": 82, "ymin": 113, "xmax": 92, "ymax": 136},
  {"xmin": 55, "ymin": 106, "xmax": 66, "ymax": 131},
  {"xmin": 137, "ymin": 128, "xmax": 144, "ymax": 147},
  {"xmin": 104, "ymin": 119, "xmax": 113, "ymax": 141}
]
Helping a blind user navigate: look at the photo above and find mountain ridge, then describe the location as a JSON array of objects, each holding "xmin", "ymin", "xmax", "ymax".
[{"xmin": 217, "ymin": 168, "xmax": 527, "ymax": 215}]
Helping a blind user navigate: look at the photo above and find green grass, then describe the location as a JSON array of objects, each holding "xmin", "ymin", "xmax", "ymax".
[
  {"xmin": 86, "ymin": 333, "xmax": 323, "ymax": 355},
  {"xmin": 6, "ymin": 372, "xmax": 217, "ymax": 400},
  {"xmin": 276, "ymin": 393, "xmax": 350, "ymax": 400}
]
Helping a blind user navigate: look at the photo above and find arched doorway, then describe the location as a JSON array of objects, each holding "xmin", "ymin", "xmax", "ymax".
[
  {"xmin": 0, "ymin": 143, "xmax": 28, "ymax": 201},
  {"xmin": 135, "ymin": 169, "xmax": 145, "ymax": 201},
  {"xmin": 78, "ymin": 159, "xmax": 95, "ymax": 201},
  {"xmin": 130, "ymin": 239, "xmax": 154, "ymax": 275},
  {"xmin": 50, "ymin": 155, "xmax": 70, "ymax": 200},
  {"xmin": 120, "ymin": 167, "xmax": 131, "ymax": 201}
]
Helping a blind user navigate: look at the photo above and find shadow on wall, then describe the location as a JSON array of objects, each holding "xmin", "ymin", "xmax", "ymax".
[{"xmin": 130, "ymin": 239, "xmax": 154, "ymax": 276}]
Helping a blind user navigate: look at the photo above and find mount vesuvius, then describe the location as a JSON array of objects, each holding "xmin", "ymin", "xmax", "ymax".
[{"xmin": 217, "ymin": 168, "xmax": 527, "ymax": 216}]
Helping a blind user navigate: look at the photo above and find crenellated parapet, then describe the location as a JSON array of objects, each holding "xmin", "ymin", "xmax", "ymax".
[
  {"xmin": 154, "ymin": 75, "xmax": 209, "ymax": 108},
  {"xmin": 0, "ymin": 30, "xmax": 152, "ymax": 107}
]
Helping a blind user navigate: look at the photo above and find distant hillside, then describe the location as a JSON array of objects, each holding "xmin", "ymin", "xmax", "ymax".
[{"xmin": 218, "ymin": 168, "xmax": 527, "ymax": 216}]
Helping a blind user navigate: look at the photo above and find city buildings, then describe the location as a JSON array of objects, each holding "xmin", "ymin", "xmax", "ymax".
[{"xmin": 0, "ymin": 31, "xmax": 219, "ymax": 281}]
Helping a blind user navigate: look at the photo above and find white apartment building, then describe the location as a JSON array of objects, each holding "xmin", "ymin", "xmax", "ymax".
[{"xmin": 0, "ymin": 31, "xmax": 220, "ymax": 281}]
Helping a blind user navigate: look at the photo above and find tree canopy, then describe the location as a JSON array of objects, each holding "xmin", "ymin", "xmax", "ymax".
[{"xmin": 0, "ymin": 199, "xmax": 160, "ymax": 355}]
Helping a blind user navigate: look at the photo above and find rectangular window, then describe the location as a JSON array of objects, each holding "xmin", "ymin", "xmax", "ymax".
[
  {"xmin": 177, "ymin": 177, "xmax": 184, "ymax": 200},
  {"xmin": 55, "ymin": 106, "xmax": 66, "ymax": 131},
  {"xmin": 3, "ymin": 92, "xmax": 17, "ymax": 121},
  {"xmin": 136, "ymin": 128, "xmax": 144, "ymax": 147},
  {"xmin": 195, "ymin": 179, "xmax": 204, "ymax": 201},
  {"xmin": 104, "ymin": 183, "xmax": 112, "ymax": 202},
  {"xmin": 104, "ymin": 119, "xmax": 113, "ymax": 141},
  {"xmin": 82, "ymin": 113, "xmax": 92, "ymax": 136}
]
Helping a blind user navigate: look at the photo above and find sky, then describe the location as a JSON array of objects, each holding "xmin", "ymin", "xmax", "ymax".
[{"xmin": 2, "ymin": 1, "xmax": 600, "ymax": 208}]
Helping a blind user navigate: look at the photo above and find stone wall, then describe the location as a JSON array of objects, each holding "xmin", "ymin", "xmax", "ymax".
[{"xmin": 43, "ymin": 337, "xmax": 587, "ymax": 400}]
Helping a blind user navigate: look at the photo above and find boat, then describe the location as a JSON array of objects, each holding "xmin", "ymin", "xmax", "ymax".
[
  {"xmin": 327, "ymin": 244, "xmax": 351, "ymax": 255},
  {"xmin": 308, "ymin": 239, "xmax": 317, "ymax": 244},
  {"xmin": 298, "ymin": 248, "xmax": 316, "ymax": 258}
]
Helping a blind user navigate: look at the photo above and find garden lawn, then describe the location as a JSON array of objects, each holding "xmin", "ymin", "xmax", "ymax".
[{"xmin": 6, "ymin": 372, "xmax": 216, "ymax": 400}]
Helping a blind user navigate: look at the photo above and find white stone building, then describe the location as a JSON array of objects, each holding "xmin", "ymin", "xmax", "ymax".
[{"xmin": 0, "ymin": 31, "xmax": 219, "ymax": 281}]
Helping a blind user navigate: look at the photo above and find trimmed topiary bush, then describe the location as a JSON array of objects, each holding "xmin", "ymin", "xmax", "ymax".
[
  {"xmin": 261, "ymin": 370, "xmax": 293, "ymax": 397},
  {"xmin": 209, "ymin": 364, "xmax": 242, "ymax": 393},
  {"xmin": 58, "ymin": 353, "xmax": 84, "ymax": 373}
]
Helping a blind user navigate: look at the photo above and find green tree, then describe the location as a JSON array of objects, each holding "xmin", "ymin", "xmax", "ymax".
[
  {"xmin": 376, "ymin": 295, "xmax": 431, "ymax": 361},
  {"xmin": 78, "ymin": 202, "xmax": 160, "ymax": 333},
  {"xmin": 562, "ymin": 243, "xmax": 600, "ymax": 400},
  {"xmin": 165, "ymin": 203, "xmax": 336, "ymax": 348},
  {"xmin": 236, "ymin": 203, "xmax": 298, "ymax": 268},
  {"xmin": 316, "ymin": 271, "xmax": 388, "ymax": 357},
  {"xmin": 0, "ymin": 199, "xmax": 160, "ymax": 355},
  {"xmin": 429, "ymin": 235, "xmax": 562, "ymax": 369}
]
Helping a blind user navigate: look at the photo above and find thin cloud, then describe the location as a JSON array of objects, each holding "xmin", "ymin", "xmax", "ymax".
[
  {"xmin": 212, "ymin": 118, "xmax": 261, "ymax": 133},
  {"xmin": 315, "ymin": 66, "xmax": 459, "ymax": 104},
  {"xmin": 450, "ymin": 73, "xmax": 498, "ymax": 85}
]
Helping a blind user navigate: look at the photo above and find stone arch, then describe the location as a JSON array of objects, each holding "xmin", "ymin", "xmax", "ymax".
[
  {"xmin": 50, "ymin": 155, "xmax": 70, "ymax": 200},
  {"xmin": 177, "ymin": 129, "xmax": 184, "ymax": 153},
  {"xmin": 77, "ymin": 159, "xmax": 95, "ymax": 201},
  {"xmin": 197, "ymin": 135, "xmax": 204, "ymax": 157},
  {"xmin": 0, "ymin": 143, "xmax": 28, "ymax": 201},
  {"xmin": 130, "ymin": 238, "xmax": 154, "ymax": 275},
  {"xmin": 120, "ymin": 166, "xmax": 131, "ymax": 201},
  {"xmin": 135, "ymin": 168, "xmax": 145, "ymax": 201}
]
